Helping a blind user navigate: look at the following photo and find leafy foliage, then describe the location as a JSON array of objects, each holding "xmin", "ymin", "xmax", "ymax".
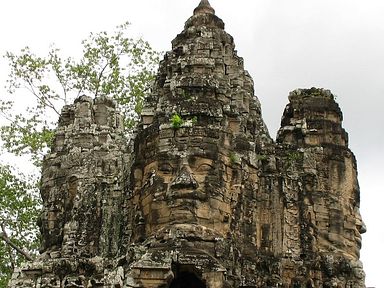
[
  {"xmin": 0, "ymin": 22, "xmax": 159, "ymax": 286},
  {"xmin": 0, "ymin": 165, "xmax": 40, "ymax": 286},
  {"xmin": 0, "ymin": 21, "xmax": 159, "ymax": 166},
  {"xmin": 171, "ymin": 113, "xmax": 184, "ymax": 129}
]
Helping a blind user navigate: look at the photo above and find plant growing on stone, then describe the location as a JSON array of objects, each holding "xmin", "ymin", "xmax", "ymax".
[
  {"xmin": 229, "ymin": 152, "xmax": 240, "ymax": 165},
  {"xmin": 257, "ymin": 154, "xmax": 268, "ymax": 161},
  {"xmin": 285, "ymin": 151, "xmax": 302, "ymax": 169},
  {"xmin": 0, "ymin": 22, "xmax": 159, "ymax": 286},
  {"xmin": 171, "ymin": 113, "xmax": 184, "ymax": 129}
]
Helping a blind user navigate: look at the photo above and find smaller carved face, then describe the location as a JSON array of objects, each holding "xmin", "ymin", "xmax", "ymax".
[
  {"xmin": 310, "ymin": 157, "xmax": 366, "ymax": 260},
  {"xmin": 338, "ymin": 184, "xmax": 366, "ymax": 260},
  {"xmin": 321, "ymin": 197, "xmax": 366, "ymax": 260}
]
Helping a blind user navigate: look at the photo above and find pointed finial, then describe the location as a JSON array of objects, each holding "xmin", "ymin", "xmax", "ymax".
[{"xmin": 193, "ymin": 0, "xmax": 215, "ymax": 15}]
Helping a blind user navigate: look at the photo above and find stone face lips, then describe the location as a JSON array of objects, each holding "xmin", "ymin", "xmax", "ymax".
[{"xmin": 8, "ymin": 2, "xmax": 366, "ymax": 288}]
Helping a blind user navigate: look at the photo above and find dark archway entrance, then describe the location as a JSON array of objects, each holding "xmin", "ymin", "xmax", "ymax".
[{"xmin": 169, "ymin": 272, "xmax": 206, "ymax": 288}]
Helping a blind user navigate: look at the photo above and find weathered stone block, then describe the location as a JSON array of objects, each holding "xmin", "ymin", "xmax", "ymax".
[{"xmin": 9, "ymin": 2, "xmax": 365, "ymax": 288}]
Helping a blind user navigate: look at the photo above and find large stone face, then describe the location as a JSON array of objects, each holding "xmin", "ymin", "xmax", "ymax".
[
  {"xmin": 8, "ymin": 1, "xmax": 366, "ymax": 287},
  {"xmin": 130, "ymin": 0, "xmax": 271, "ymax": 246}
]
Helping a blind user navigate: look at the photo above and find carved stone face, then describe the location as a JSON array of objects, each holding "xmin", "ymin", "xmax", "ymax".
[
  {"xmin": 341, "ymin": 202, "xmax": 366, "ymax": 259},
  {"xmin": 354, "ymin": 206, "xmax": 366, "ymax": 249},
  {"xmin": 343, "ymin": 179, "xmax": 366, "ymax": 260},
  {"xmin": 317, "ymin": 157, "xmax": 366, "ymax": 260},
  {"xmin": 132, "ymin": 126, "xmax": 233, "ymax": 239}
]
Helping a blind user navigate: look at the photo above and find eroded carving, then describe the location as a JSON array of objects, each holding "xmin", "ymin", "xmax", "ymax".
[{"xmin": 8, "ymin": 1, "xmax": 366, "ymax": 287}]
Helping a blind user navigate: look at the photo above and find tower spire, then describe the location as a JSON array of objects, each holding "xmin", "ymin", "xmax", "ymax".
[{"xmin": 193, "ymin": 0, "xmax": 215, "ymax": 15}]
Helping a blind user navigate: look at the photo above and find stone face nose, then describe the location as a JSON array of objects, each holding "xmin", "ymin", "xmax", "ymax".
[
  {"xmin": 171, "ymin": 166, "xmax": 198, "ymax": 189},
  {"xmin": 359, "ymin": 221, "xmax": 367, "ymax": 234},
  {"xmin": 355, "ymin": 207, "xmax": 367, "ymax": 234}
]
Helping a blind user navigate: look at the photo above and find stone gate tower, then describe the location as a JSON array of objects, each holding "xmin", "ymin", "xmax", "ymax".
[{"xmin": 9, "ymin": 1, "xmax": 366, "ymax": 287}]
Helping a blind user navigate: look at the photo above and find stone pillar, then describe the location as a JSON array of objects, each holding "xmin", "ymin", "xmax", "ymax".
[
  {"xmin": 9, "ymin": 96, "xmax": 130, "ymax": 287},
  {"xmin": 276, "ymin": 88, "xmax": 366, "ymax": 287}
]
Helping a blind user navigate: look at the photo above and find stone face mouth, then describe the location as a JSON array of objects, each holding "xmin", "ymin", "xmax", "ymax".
[
  {"xmin": 167, "ymin": 189, "xmax": 207, "ymax": 201},
  {"xmin": 355, "ymin": 235, "xmax": 362, "ymax": 250}
]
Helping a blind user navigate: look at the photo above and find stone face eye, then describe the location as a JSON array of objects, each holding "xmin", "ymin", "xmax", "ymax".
[
  {"xmin": 159, "ymin": 163, "xmax": 173, "ymax": 174},
  {"xmin": 195, "ymin": 163, "xmax": 213, "ymax": 173}
]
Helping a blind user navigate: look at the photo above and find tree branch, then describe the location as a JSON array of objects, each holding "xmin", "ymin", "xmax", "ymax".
[
  {"xmin": 25, "ymin": 79, "xmax": 61, "ymax": 116},
  {"xmin": 7, "ymin": 242, "xmax": 15, "ymax": 270},
  {"xmin": 0, "ymin": 224, "xmax": 33, "ymax": 261},
  {"xmin": 58, "ymin": 77, "xmax": 68, "ymax": 105},
  {"xmin": 94, "ymin": 60, "xmax": 110, "ymax": 97}
]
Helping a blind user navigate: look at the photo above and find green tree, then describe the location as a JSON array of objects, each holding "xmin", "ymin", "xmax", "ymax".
[
  {"xmin": 0, "ymin": 21, "xmax": 159, "ymax": 165},
  {"xmin": 0, "ymin": 165, "xmax": 39, "ymax": 287},
  {"xmin": 0, "ymin": 22, "xmax": 159, "ymax": 286}
]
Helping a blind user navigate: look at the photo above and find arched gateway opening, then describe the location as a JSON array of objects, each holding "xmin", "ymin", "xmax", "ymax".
[{"xmin": 169, "ymin": 272, "xmax": 206, "ymax": 288}]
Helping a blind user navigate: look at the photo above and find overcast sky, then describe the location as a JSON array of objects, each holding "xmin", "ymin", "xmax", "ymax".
[{"xmin": 0, "ymin": 0, "xmax": 383, "ymax": 286}]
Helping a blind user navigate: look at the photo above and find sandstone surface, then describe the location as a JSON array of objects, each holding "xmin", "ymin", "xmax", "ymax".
[{"xmin": 9, "ymin": 1, "xmax": 366, "ymax": 287}]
